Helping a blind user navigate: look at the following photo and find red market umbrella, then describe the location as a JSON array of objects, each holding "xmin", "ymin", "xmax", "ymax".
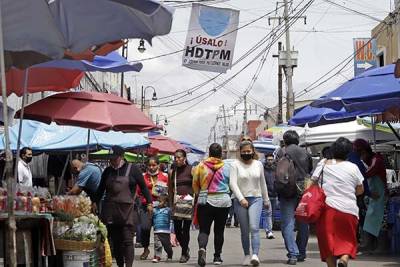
[
  {"xmin": 148, "ymin": 135, "xmax": 185, "ymax": 155},
  {"xmin": 5, "ymin": 68, "xmax": 84, "ymax": 96},
  {"xmin": 15, "ymin": 91, "xmax": 157, "ymax": 132}
]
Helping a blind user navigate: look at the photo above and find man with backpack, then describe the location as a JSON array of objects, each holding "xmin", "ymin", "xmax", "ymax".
[{"xmin": 275, "ymin": 130, "xmax": 313, "ymax": 265}]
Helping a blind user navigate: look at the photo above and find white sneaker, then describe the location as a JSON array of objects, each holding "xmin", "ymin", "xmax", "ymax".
[
  {"xmin": 250, "ymin": 254, "xmax": 260, "ymax": 266},
  {"xmin": 267, "ymin": 231, "xmax": 275, "ymax": 239},
  {"xmin": 242, "ymin": 255, "xmax": 251, "ymax": 266}
]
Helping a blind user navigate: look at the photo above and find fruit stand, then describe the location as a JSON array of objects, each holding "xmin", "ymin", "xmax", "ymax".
[{"xmin": 52, "ymin": 195, "xmax": 111, "ymax": 267}]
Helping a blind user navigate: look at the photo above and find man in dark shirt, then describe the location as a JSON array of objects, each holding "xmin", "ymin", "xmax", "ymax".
[
  {"xmin": 94, "ymin": 146, "xmax": 152, "ymax": 267},
  {"xmin": 276, "ymin": 130, "xmax": 313, "ymax": 265},
  {"xmin": 263, "ymin": 153, "xmax": 278, "ymax": 239}
]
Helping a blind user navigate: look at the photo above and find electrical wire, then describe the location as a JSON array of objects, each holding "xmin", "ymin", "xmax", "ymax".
[
  {"xmin": 154, "ymin": 0, "xmax": 308, "ymax": 105},
  {"xmin": 165, "ymin": 0, "xmax": 316, "ymax": 117},
  {"xmin": 293, "ymin": 22, "xmax": 388, "ymax": 100},
  {"xmin": 129, "ymin": 4, "xmax": 285, "ymax": 64},
  {"xmin": 322, "ymin": 0, "xmax": 385, "ymax": 23}
]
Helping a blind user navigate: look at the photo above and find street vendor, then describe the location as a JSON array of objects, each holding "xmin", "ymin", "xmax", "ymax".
[
  {"xmin": 94, "ymin": 145, "xmax": 152, "ymax": 267},
  {"xmin": 68, "ymin": 159, "xmax": 102, "ymax": 202},
  {"xmin": 17, "ymin": 147, "xmax": 33, "ymax": 187},
  {"xmin": 354, "ymin": 139, "xmax": 387, "ymax": 253}
]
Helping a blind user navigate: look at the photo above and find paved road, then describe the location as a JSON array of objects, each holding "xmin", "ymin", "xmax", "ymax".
[{"xmin": 115, "ymin": 227, "xmax": 400, "ymax": 266}]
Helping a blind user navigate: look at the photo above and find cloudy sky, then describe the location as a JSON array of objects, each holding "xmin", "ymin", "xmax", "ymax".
[{"xmin": 124, "ymin": 0, "xmax": 393, "ymax": 150}]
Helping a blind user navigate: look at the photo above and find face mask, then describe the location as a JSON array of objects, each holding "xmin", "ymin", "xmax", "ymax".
[
  {"xmin": 240, "ymin": 153, "xmax": 253, "ymax": 161},
  {"xmin": 25, "ymin": 156, "xmax": 32, "ymax": 163}
]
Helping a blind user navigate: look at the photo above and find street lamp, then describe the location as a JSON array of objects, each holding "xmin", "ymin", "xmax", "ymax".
[
  {"xmin": 138, "ymin": 39, "xmax": 146, "ymax": 53},
  {"xmin": 156, "ymin": 114, "xmax": 168, "ymax": 126},
  {"xmin": 141, "ymin": 86, "xmax": 157, "ymax": 111}
]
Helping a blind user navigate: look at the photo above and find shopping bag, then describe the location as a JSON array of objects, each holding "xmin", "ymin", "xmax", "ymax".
[{"xmin": 295, "ymin": 184, "xmax": 326, "ymax": 223}]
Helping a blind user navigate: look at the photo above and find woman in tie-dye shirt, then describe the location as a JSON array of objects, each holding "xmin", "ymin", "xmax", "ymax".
[{"xmin": 192, "ymin": 143, "xmax": 231, "ymax": 267}]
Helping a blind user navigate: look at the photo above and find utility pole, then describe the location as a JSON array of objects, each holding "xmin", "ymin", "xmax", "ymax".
[
  {"xmin": 222, "ymin": 105, "xmax": 228, "ymax": 157},
  {"xmin": 216, "ymin": 106, "xmax": 233, "ymax": 157},
  {"xmin": 269, "ymin": 0, "xmax": 305, "ymax": 121},
  {"xmin": 243, "ymin": 95, "xmax": 248, "ymax": 135},
  {"xmin": 273, "ymin": 42, "xmax": 283, "ymax": 124},
  {"xmin": 120, "ymin": 41, "xmax": 128, "ymax": 98},
  {"xmin": 283, "ymin": 0, "xmax": 294, "ymax": 119}
]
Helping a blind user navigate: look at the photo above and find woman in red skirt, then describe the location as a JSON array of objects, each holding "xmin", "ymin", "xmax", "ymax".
[{"xmin": 312, "ymin": 137, "xmax": 365, "ymax": 267}]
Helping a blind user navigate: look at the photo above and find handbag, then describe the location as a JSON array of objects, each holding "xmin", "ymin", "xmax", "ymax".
[
  {"xmin": 197, "ymin": 169, "xmax": 217, "ymax": 206},
  {"xmin": 172, "ymin": 170, "xmax": 194, "ymax": 220},
  {"xmin": 295, "ymin": 165, "xmax": 326, "ymax": 224}
]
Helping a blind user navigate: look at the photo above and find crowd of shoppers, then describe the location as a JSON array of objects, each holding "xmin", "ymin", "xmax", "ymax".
[{"xmin": 83, "ymin": 132, "xmax": 391, "ymax": 267}]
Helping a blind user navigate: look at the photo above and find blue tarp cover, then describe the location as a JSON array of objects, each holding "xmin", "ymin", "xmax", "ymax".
[{"xmin": 0, "ymin": 120, "xmax": 149, "ymax": 152}]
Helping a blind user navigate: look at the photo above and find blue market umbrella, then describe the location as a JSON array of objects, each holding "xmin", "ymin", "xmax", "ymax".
[
  {"xmin": 311, "ymin": 64, "xmax": 400, "ymax": 114},
  {"xmin": 35, "ymin": 51, "xmax": 143, "ymax": 73},
  {"xmin": 0, "ymin": 120, "xmax": 150, "ymax": 152},
  {"xmin": 178, "ymin": 141, "xmax": 206, "ymax": 155},
  {"xmin": 288, "ymin": 105, "xmax": 364, "ymax": 127}
]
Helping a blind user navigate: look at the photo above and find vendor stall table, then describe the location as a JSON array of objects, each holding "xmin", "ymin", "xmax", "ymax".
[{"xmin": 0, "ymin": 212, "xmax": 55, "ymax": 267}]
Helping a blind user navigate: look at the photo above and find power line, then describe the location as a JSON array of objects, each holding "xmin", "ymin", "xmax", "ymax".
[
  {"xmin": 294, "ymin": 21, "xmax": 389, "ymax": 100},
  {"xmin": 129, "ymin": 4, "xmax": 285, "ymax": 64},
  {"xmin": 154, "ymin": 0, "xmax": 311, "ymax": 107},
  {"xmin": 322, "ymin": 0, "xmax": 385, "ymax": 23},
  {"xmin": 164, "ymin": 0, "xmax": 316, "ymax": 117}
]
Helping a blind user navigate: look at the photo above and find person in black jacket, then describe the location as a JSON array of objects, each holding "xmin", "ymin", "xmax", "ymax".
[
  {"xmin": 261, "ymin": 153, "xmax": 278, "ymax": 239},
  {"xmin": 94, "ymin": 146, "xmax": 152, "ymax": 267},
  {"xmin": 276, "ymin": 131, "xmax": 313, "ymax": 265}
]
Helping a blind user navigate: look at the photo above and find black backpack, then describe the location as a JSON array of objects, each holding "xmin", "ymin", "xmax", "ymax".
[{"xmin": 274, "ymin": 153, "xmax": 297, "ymax": 198}]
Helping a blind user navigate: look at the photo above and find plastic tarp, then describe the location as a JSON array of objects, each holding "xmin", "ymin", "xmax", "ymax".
[
  {"xmin": 253, "ymin": 140, "xmax": 279, "ymax": 154},
  {"xmin": 300, "ymin": 120, "xmax": 396, "ymax": 145},
  {"xmin": 0, "ymin": 120, "xmax": 149, "ymax": 152}
]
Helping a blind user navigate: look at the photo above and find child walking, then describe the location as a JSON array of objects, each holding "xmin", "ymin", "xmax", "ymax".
[{"xmin": 152, "ymin": 195, "xmax": 173, "ymax": 263}]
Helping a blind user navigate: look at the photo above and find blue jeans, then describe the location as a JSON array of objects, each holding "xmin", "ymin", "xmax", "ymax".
[
  {"xmin": 265, "ymin": 197, "xmax": 278, "ymax": 233},
  {"xmin": 279, "ymin": 197, "xmax": 309, "ymax": 260},
  {"xmin": 234, "ymin": 197, "xmax": 263, "ymax": 256}
]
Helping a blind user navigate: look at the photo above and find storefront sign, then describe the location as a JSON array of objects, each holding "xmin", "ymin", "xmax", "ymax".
[
  {"xmin": 353, "ymin": 38, "xmax": 377, "ymax": 77},
  {"xmin": 182, "ymin": 4, "xmax": 240, "ymax": 73}
]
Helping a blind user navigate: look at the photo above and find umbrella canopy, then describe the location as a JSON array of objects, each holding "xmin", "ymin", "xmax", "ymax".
[
  {"xmin": 288, "ymin": 105, "xmax": 364, "ymax": 127},
  {"xmin": 36, "ymin": 51, "xmax": 143, "ymax": 73},
  {"xmin": 311, "ymin": 64, "xmax": 400, "ymax": 114},
  {"xmin": 0, "ymin": 120, "xmax": 149, "ymax": 152},
  {"xmin": 5, "ymin": 68, "xmax": 83, "ymax": 96},
  {"xmin": 3, "ymin": 52, "xmax": 142, "ymax": 96},
  {"xmin": 91, "ymin": 150, "xmax": 172, "ymax": 163},
  {"xmin": 15, "ymin": 91, "xmax": 157, "ymax": 132},
  {"xmin": 3, "ymin": 0, "xmax": 173, "ymax": 68},
  {"xmin": 178, "ymin": 141, "xmax": 205, "ymax": 155},
  {"xmin": 149, "ymin": 135, "xmax": 185, "ymax": 155}
]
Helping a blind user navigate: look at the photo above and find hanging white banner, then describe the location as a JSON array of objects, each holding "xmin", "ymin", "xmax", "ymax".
[{"xmin": 182, "ymin": 4, "xmax": 240, "ymax": 73}]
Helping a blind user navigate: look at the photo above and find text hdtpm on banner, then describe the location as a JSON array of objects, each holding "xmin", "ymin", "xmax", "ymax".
[{"xmin": 182, "ymin": 4, "xmax": 240, "ymax": 73}]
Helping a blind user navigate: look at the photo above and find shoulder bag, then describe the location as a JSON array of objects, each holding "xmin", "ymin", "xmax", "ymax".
[
  {"xmin": 295, "ymin": 165, "xmax": 326, "ymax": 223},
  {"xmin": 172, "ymin": 170, "xmax": 194, "ymax": 220}
]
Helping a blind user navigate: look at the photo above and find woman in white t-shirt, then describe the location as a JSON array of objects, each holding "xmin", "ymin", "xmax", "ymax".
[
  {"xmin": 312, "ymin": 137, "xmax": 364, "ymax": 267},
  {"xmin": 229, "ymin": 140, "xmax": 270, "ymax": 266}
]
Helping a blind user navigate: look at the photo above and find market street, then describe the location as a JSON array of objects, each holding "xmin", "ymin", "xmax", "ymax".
[{"xmin": 122, "ymin": 227, "xmax": 400, "ymax": 267}]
